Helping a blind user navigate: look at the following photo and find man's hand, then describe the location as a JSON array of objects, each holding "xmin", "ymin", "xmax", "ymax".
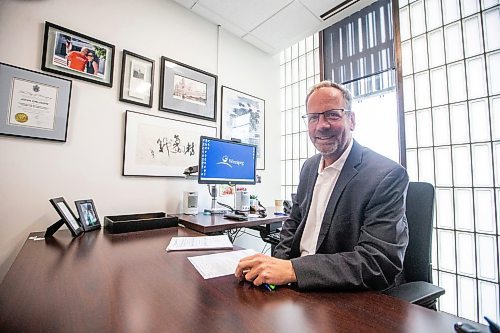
[{"xmin": 235, "ymin": 253, "xmax": 297, "ymax": 286}]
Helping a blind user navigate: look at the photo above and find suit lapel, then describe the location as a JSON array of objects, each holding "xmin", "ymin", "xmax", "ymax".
[
  {"xmin": 290, "ymin": 154, "xmax": 321, "ymax": 256},
  {"xmin": 315, "ymin": 140, "xmax": 363, "ymax": 252}
]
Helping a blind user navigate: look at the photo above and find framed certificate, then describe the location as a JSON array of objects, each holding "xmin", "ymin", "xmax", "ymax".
[{"xmin": 0, "ymin": 62, "xmax": 72, "ymax": 142}]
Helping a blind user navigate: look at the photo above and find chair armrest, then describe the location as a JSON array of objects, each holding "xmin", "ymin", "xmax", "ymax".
[{"xmin": 383, "ymin": 281, "xmax": 445, "ymax": 308}]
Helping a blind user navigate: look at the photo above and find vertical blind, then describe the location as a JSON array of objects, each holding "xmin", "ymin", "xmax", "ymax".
[{"xmin": 323, "ymin": 0, "xmax": 395, "ymax": 95}]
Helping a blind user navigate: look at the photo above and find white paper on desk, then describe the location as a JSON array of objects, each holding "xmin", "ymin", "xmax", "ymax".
[
  {"xmin": 188, "ymin": 249, "xmax": 257, "ymax": 279},
  {"xmin": 166, "ymin": 235, "xmax": 233, "ymax": 252}
]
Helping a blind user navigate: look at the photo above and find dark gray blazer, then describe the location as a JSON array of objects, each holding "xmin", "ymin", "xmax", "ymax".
[{"xmin": 273, "ymin": 140, "xmax": 409, "ymax": 291}]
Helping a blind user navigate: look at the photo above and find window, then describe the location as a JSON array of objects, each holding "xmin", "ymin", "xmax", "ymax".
[
  {"xmin": 400, "ymin": 0, "xmax": 500, "ymax": 323},
  {"xmin": 279, "ymin": 34, "xmax": 321, "ymax": 200}
]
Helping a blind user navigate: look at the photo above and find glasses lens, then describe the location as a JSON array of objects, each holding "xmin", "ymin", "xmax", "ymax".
[{"xmin": 324, "ymin": 110, "xmax": 343, "ymax": 121}]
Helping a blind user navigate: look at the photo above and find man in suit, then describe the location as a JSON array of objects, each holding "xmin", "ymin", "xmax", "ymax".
[{"xmin": 235, "ymin": 81, "xmax": 409, "ymax": 291}]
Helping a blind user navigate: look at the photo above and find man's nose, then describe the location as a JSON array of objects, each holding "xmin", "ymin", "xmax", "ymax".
[{"xmin": 316, "ymin": 113, "xmax": 331, "ymax": 128}]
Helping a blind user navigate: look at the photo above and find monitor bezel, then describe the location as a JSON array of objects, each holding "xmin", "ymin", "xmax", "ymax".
[{"xmin": 198, "ymin": 136, "xmax": 257, "ymax": 185}]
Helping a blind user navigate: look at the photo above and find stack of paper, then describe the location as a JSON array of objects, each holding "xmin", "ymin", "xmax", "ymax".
[
  {"xmin": 188, "ymin": 249, "xmax": 258, "ymax": 279},
  {"xmin": 166, "ymin": 235, "xmax": 233, "ymax": 252}
]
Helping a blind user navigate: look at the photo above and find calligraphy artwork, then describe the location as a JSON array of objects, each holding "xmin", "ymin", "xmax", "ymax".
[{"xmin": 123, "ymin": 110, "xmax": 216, "ymax": 177}]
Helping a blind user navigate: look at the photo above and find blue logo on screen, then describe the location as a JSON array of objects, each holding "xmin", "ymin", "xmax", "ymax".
[
  {"xmin": 217, "ymin": 155, "xmax": 232, "ymax": 167},
  {"xmin": 216, "ymin": 155, "xmax": 245, "ymax": 168}
]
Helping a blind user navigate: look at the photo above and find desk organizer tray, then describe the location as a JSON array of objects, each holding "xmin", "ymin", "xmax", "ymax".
[{"xmin": 104, "ymin": 212, "xmax": 178, "ymax": 234}]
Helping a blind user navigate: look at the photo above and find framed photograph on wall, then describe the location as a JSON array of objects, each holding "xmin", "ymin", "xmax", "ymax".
[
  {"xmin": 159, "ymin": 56, "xmax": 217, "ymax": 121},
  {"xmin": 0, "ymin": 62, "xmax": 72, "ymax": 142},
  {"xmin": 221, "ymin": 86, "xmax": 265, "ymax": 170},
  {"xmin": 119, "ymin": 50, "xmax": 154, "ymax": 107},
  {"xmin": 123, "ymin": 110, "xmax": 217, "ymax": 177},
  {"xmin": 41, "ymin": 21, "xmax": 115, "ymax": 87}
]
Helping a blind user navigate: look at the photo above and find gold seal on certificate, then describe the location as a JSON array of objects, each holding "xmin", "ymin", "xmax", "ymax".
[
  {"xmin": 14, "ymin": 113, "xmax": 28, "ymax": 123},
  {"xmin": 8, "ymin": 78, "xmax": 58, "ymax": 130}
]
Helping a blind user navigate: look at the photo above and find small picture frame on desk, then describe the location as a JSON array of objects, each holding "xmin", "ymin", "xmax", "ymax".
[
  {"xmin": 75, "ymin": 199, "xmax": 101, "ymax": 232},
  {"xmin": 49, "ymin": 197, "xmax": 83, "ymax": 237}
]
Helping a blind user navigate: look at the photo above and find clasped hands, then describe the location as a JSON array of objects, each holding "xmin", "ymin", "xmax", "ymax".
[{"xmin": 234, "ymin": 253, "xmax": 297, "ymax": 286}]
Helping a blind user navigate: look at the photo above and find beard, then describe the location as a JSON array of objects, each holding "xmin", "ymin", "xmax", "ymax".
[
  {"xmin": 311, "ymin": 130, "xmax": 350, "ymax": 161},
  {"xmin": 314, "ymin": 137, "xmax": 340, "ymax": 156}
]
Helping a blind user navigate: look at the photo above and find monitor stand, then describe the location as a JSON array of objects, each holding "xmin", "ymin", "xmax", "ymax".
[{"xmin": 204, "ymin": 185, "xmax": 227, "ymax": 215}]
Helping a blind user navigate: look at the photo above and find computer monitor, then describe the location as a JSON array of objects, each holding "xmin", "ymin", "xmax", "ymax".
[{"xmin": 198, "ymin": 136, "xmax": 257, "ymax": 185}]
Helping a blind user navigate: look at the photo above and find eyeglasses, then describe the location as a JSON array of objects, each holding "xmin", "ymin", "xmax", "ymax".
[{"xmin": 301, "ymin": 109, "xmax": 350, "ymax": 125}]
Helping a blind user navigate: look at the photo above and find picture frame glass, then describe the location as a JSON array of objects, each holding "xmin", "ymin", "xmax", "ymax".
[
  {"xmin": 123, "ymin": 111, "xmax": 217, "ymax": 177},
  {"xmin": 0, "ymin": 63, "xmax": 71, "ymax": 142},
  {"xmin": 160, "ymin": 57, "xmax": 217, "ymax": 121},
  {"xmin": 120, "ymin": 50, "xmax": 154, "ymax": 107},
  {"xmin": 42, "ymin": 22, "xmax": 114, "ymax": 87},
  {"xmin": 75, "ymin": 199, "xmax": 101, "ymax": 231},
  {"xmin": 221, "ymin": 86, "xmax": 265, "ymax": 170},
  {"xmin": 49, "ymin": 197, "xmax": 83, "ymax": 237}
]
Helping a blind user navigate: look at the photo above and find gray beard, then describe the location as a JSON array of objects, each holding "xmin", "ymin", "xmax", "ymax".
[{"xmin": 315, "ymin": 139, "xmax": 339, "ymax": 156}]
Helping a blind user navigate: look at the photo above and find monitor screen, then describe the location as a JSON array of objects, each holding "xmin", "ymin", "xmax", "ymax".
[{"xmin": 198, "ymin": 136, "xmax": 256, "ymax": 185}]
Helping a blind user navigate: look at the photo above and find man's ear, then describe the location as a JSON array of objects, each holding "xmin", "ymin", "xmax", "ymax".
[{"xmin": 349, "ymin": 112, "xmax": 356, "ymax": 131}]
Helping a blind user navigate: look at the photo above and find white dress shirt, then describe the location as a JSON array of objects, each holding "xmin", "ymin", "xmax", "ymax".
[{"xmin": 300, "ymin": 139, "xmax": 353, "ymax": 256}]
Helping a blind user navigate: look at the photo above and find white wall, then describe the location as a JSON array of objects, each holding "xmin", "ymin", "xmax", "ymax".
[{"xmin": 0, "ymin": 0, "xmax": 280, "ymax": 282}]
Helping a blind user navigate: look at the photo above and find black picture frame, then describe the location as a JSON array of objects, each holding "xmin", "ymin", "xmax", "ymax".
[
  {"xmin": 221, "ymin": 86, "xmax": 266, "ymax": 170},
  {"xmin": 74, "ymin": 199, "xmax": 101, "ymax": 232},
  {"xmin": 0, "ymin": 62, "xmax": 72, "ymax": 142},
  {"xmin": 123, "ymin": 110, "xmax": 217, "ymax": 177},
  {"xmin": 119, "ymin": 50, "xmax": 154, "ymax": 108},
  {"xmin": 159, "ymin": 56, "xmax": 217, "ymax": 121},
  {"xmin": 41, "ymin": 22, "xmax": 115, "ymax": 87},
  {"xmin": 49, "ymin": 197, "xmax": 83, "ymax": 237}
]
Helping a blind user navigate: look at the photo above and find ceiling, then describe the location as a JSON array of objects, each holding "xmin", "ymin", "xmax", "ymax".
[{"xmin": 172, "ymin": 0, "xmax": 375, "ymax": 55}]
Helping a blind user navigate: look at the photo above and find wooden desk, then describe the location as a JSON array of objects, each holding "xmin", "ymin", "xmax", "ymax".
[
  {"xmin": 0, "ymin": 229, "xmax": 488, "ymax": 333},
  {"xmin": 173, "ymin": 207, "xmax": 287, "ymax": 234}
]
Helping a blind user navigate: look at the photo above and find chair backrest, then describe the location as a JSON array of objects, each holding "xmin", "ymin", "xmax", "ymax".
[{"xmin": 404, "ymin": 182, "xmax": 435, "ymax": 283}]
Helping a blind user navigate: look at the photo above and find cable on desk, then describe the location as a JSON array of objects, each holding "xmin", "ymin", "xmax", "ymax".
[
  {"xmin": 225, "ymin": 228, "xmax": 242, "ymax": 242},
  {"xmin": 217, "ymin": 201, "xmax": 234, "ymax": 212}
]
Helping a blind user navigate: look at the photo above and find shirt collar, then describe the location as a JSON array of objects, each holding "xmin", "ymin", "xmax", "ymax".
[{"xmin": 318, "ymin": 138, "xmax": 354, "ymax": 173}]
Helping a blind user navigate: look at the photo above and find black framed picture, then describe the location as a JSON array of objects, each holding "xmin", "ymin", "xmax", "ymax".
[
  {"xmin": 123, "ymin": 110, "xmax": 217, "ymax": 177},
  {"xmin": 159, "ymin": 56, "xmax": 217, "ymax": 121},
  {"xmin": 0, "ymin": 63, "xmax": 72, "ymax": 142},
  {"xmin": 75, "ymin": 199, "xmax": 101, "ymax": 232},
  {"xmin": 221, "ymin": 86, "xmax": 266, "ymax": 170},
  {"xmin": 41, "ymin": 21, "xmax": 115, "ymax": 87},
  {"xmin": 49, "ymin": 197, "xmax": 83, "ymax": 237},
  {"xmin": 119, "ymin": 50, "xmax": 154, "ymax": 108}
]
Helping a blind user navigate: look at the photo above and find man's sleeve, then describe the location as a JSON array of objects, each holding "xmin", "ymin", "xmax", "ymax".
[
  {"xmin": 291, "ymin": 166, "xmax": 409, "ymax": 291},
  {"xmin": 272, "ymin": 159, "xmax": 312, "ymax": 260},
  {"xmin": 273, "ymin": 200, "xmax": 301, "ymax": 260}
]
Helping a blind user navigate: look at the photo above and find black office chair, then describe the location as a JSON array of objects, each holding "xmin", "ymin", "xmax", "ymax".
[{"xmin": 383, "ymin": 182, "xmax": 445, "ymax": 309}]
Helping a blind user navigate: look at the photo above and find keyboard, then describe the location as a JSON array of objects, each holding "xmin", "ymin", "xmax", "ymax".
[
  {"xmin": 266, "ymin": 232, "xmax": 281, "ymax": 243},
  {"xmin": 223, "ymin": 213, "xmax": 248, "ymax": 221}
]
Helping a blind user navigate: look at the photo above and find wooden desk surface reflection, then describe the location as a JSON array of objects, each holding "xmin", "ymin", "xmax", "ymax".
[{"xmin": 0, "ymin": 228, "xmax": 487, "ymax": 333}]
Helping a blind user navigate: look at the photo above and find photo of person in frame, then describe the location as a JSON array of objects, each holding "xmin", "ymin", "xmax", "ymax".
[
  {"xmin": 51, "ymin": 32, "xmax": 107, "ymax": 78},
  {"xmin": 81, "ymin": 202, "xmax": 97, "ymax": 226}
]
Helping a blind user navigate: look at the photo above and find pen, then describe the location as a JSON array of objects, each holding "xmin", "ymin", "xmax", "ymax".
[
  {"xmin": 274, "ymin": 212, "xmax": 287, "ymax": 216},
  {"xmin": 264, "ymin": 283, "xmax": 276, "ymax": 291}
]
